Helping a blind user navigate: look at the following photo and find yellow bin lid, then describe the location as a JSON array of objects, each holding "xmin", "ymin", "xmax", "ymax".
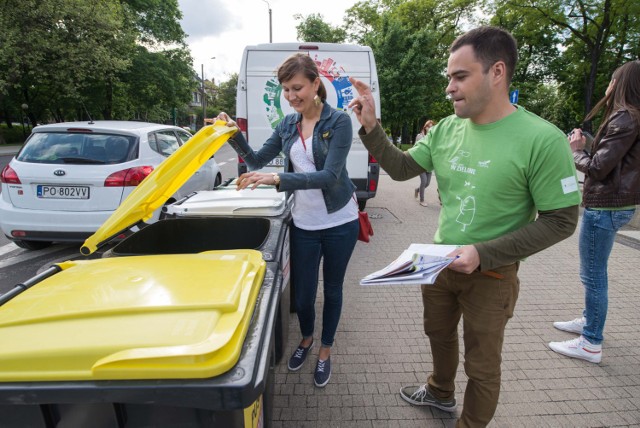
[
  {"xmin": 0, "ymin": 250, "xmax": 265, "ymax": 381},
  {"xmin": 81, "ymin": 122, "xmax": 237, "ymax": 255}
]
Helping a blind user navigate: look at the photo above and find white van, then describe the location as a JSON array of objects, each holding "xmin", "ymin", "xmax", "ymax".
[{"xmin": 235, "ymin": 42, "xmax": 381, "ymax": 209}]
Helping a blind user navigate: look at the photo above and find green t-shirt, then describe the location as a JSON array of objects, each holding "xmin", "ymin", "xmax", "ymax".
[{"xmin": 408, "ymin": 106, "xmax": 581, "ymax": 245}]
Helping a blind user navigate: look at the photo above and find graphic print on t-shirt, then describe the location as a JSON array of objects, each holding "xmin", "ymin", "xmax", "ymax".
[{"xmin": 449, "ymin": 149, "xmax": 483, "ymax": 232}]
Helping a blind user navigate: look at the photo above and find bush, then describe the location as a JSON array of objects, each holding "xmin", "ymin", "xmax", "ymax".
[{"xmin": 0, "ymin": 123, "xmax": 32, "ymax": 145}]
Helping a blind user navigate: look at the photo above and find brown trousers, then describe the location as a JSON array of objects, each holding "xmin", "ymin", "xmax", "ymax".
[{"xmin": 421, "ymin": 263, "xmax": 520, "ymax": 428}]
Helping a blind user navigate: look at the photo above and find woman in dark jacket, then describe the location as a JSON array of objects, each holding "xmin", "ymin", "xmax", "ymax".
[{"xmin": 549, "ymin": 60, "xmax": 640, "ymax": 363}]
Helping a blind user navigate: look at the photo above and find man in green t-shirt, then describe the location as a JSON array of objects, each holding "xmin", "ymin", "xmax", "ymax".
[{"xmin": 349, "ymin": 26, "xmax": 580, "ymax": 426}]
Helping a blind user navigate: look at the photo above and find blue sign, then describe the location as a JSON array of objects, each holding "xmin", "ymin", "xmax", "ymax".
[{"xmin": 510, "ymin": 89, "xmax": 519, "ymax": 104}]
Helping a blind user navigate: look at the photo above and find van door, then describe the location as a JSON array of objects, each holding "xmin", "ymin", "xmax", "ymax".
[{"xmin": 239, "ymin": 44, "xmax": 380, "ymax": 207}]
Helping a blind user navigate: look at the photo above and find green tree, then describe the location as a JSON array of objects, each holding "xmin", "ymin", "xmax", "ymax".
[
  {"xmin": 0, "ymin": 0, "xmax": 195, "ymax": 127},
  {"xmin": 122, "ymin": 0, "xmax": 187, "ymax": 45},
  {"xmin": 118, "ymin": 46, "xmax": 195, "ymax": 122},
  {"xmin": 210, "ymin": 73, "xmax": 238, "ymax": 117},
  {"xmin": 493, "ymin": 0, "xmax": 640, "ymax": 132},
  {"xmin": 294, "ymin": 13, "xmax": 347, "ymax": 43},
  {"xmin": 0, "ymin": 0, "xmax": 133, "ymax": 124},
  {"xmin": 370, "ymin": 18, "xmax": 448, "ymax": 143},
  {"xmin": 344, "ymin": 0, "xmax": 480, "ymax": 142}
]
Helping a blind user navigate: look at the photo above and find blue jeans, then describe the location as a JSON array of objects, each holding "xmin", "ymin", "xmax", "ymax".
[
  {"xmin": 580, "ymin": 208, "xmax": 635, "ymax": 345},
  {"xmin": 290, "ymin": 219, "xmax": 359, "ymax": 347}
]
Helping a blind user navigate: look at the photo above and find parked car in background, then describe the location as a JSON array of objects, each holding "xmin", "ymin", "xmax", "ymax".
[{"xmin": 0, "ymin": 121, "xmax": 222, "ymax": 250}]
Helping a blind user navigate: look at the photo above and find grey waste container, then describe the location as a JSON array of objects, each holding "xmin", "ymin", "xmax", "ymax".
[{"xmin": 0, "ymin": 258, "xmax": 281, "ymax": 428}]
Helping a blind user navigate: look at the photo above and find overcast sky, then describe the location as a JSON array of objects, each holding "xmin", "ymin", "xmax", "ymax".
[{"xmin": 177, "ymin": 0, "xmax": 359, "ymax": 84}]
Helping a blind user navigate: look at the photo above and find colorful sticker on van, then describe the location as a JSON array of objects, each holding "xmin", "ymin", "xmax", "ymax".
[{"xmin": 263, "ymin": 55, "xmax": 355, "ymax": 129}]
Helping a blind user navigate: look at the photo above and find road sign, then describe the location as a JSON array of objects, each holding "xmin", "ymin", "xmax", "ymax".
[{"xmin": 510, "ymin": 89, "xmax": 519, "ymax": 104}]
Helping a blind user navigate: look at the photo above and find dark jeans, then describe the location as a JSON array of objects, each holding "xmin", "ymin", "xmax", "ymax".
[{"xmin": 290, "ymin": 219, "xmax": 359, "ymax": 347}]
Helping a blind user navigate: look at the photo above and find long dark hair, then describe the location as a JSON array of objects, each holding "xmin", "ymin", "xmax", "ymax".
[
  {"xmin": 586, "ymin": 60, "xmax": 640, "ymax": 139},
  {"xmin": 277, "ymin": 53, "xmax": 327, "ymax": 102}
]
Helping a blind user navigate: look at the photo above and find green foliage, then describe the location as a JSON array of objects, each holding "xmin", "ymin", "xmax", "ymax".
[
  {"xmin": 0, "ymin": 123, "xmax": 33, "ymax": 145},
  {"xmin": 352, "ymin": 0, "xmax": 478, "ymax": 143},
  {"xmin": 344, "ymin": 1, "xmax": 388, "ymax": 45},
  {"xmin": 492, "ymin": 0, "xmax": 640, "ymax": 132},
  {"xmin": 210, "ymin": 74, "xmax": 239, "ymax": 117},
  {"xmin": 121, "ymin": 0, "xmax": 187, "ymax": 45},
  {"xmin": 371, "ymin": 18, "xmax": 449, "ymax": 143},
  {"xmin": 294, "ymin": 13, "xmax": 347, "ymax": 43},
  {"xmin": 0, "ymin": 0, "xmax": 193, "ymax": 125},
  {"xmin": 119, "ymin": 47, "xmax": 196, "ymax": 122}
]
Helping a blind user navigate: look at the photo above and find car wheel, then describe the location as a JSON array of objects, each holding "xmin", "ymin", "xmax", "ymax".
[
  {"xmin": 214, "ymin": 173, "xmax": 222, "ymax": 188},
  {"xmin": 14, "ymin": 240, "xmax": 53, "ymax": 251},
  {"xmin": 358, "ymin": 199, "xmax": 367, "ymax": 211}
]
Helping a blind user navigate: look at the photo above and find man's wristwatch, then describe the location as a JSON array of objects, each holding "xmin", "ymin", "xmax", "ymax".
[{"xmin": 272, "ymin": 173, "xmax": 280, "ymax": 186}]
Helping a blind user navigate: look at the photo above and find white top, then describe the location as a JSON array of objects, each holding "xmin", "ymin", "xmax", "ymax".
[{"xmin": 289, "ymin": 135, "xmax": 358, "ymax": 231}]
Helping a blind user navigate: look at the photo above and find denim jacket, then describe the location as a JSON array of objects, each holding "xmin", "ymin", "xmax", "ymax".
[{"xmin": 228, "ymin": 102, "xmax": 356, "ymax": 214}]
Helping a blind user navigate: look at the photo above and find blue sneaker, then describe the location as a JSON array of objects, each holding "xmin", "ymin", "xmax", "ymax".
[
  {"xmin": 314, "ymin": 357, "xmax": 331, "ymax": 387},
  {"xmin": 287, "ymin": 341, "xmax": 313, "ymax": 371}
]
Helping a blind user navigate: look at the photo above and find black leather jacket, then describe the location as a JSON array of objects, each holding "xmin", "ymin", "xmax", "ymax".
[{"xmin": 575, "ymin": 109, "xmax": 640, "ymax": 207}]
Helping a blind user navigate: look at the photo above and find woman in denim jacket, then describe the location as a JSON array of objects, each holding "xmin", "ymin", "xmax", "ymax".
[
  {"xmin": 550, "ymin": 60, "xmax": 640, "ymax": 363},
  {"xmin": 216, "ymin": 53, "xmax": 359, "ymax": 387}
]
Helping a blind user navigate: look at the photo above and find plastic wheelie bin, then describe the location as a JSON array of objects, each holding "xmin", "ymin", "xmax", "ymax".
[
  {"xmin": 157, "ymin": 182, "xmax": 292, "ymax": 362},
  {"xmin": 0, "ymin": 123, "xmax": 282, "ymax": 427}
]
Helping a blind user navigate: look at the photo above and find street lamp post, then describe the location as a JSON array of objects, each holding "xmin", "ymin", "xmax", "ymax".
[
  {"xmin": 201, "ymin": 63, "xmax": 206, "ymax": 128},
  {"xmin": 201, "ymin": 58, "xmax": 216, "ymax": 128},
  {"xmin": 262, "ymin": 0, "xmax": 272, "ymax": 43}
]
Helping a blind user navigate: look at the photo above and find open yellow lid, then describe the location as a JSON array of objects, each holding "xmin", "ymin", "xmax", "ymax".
[
  {"xmin": 81, "ymin": 122, "xmax": 237, "ymax": 255},
  {"xmin": 0, "ymin": 250, "xmax": 265, "ymax": 381}
]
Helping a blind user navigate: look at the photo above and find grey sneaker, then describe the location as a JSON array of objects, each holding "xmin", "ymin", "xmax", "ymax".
[
  {"xmin": 399, "ymin": 384, "xmax": 457, "ymax": 412},
  {"xmin": 553, "ymin": 316, "xmax": 586, "ymax": 334}
]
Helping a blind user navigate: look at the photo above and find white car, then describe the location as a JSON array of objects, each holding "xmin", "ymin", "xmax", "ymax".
[{"xmin": 0, "ymin": 121, "xmax": 222, "ymax": 250}]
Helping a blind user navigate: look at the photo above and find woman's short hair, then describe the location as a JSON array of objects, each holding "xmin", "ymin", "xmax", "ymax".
[{"xmin": 277, "ymin": 53, "xmax": 327, "ymax": 102}]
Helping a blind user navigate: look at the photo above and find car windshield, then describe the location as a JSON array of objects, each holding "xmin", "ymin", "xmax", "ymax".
[{"xmin": 17, "ymin": 132, "xmax": 136, "ymax": 165}]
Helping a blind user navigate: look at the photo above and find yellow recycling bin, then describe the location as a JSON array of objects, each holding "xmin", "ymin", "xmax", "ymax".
[{"xmin": 0, "ymin": 123, "xmax": 282, "ymax": 428}]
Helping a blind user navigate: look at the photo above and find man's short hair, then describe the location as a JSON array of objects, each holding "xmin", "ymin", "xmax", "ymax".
[{"xmin": 450, "ymin": 26, "xmax": 518, "ymax": 84}]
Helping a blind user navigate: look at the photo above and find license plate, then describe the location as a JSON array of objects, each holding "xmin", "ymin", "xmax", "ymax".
[
  {"xmin": 267, "ymin": 157, "xmax": 285, "ymax": 167},
  {"xmin": 37, "ymin": 185, "xmax": 90, "ymax": 199}
]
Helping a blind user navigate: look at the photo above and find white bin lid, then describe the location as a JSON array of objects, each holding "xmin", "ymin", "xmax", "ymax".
[{"xmin": 166, "ymin": 183, "xmax": 289, "ymax": 217}]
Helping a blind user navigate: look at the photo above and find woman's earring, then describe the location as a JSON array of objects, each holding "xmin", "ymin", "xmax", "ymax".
[{"xmin": 314, "ymin": 94, "xmax": 322, "ymax": 107}]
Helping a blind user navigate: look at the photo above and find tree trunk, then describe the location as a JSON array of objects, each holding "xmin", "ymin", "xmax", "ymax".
[{"xmin": 102, "ymin": 80, "xmax": 113, "ymax": 120}]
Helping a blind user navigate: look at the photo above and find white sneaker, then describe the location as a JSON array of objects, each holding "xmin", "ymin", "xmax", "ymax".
[
  {"xmin": 553, "ymin": 316, "xmax": 586, "ymax": 334},
  {"xmin": 548, "ymin": 336, "xmax": 602, "ymax": 363}
]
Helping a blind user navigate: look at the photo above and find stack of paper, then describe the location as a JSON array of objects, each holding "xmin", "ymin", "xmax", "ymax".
[{"xmin": 360, "ymin": 244, "xmax": 458, "ymax": 286}]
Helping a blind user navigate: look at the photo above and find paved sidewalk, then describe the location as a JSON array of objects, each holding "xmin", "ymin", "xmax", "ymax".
[
  {"xmin": 273, "ymin": 172, "xmax": 640, "ymax": 427},
  {"xmin": 0, "ymin": 145, "xmax": 21, "ymax": 156}
]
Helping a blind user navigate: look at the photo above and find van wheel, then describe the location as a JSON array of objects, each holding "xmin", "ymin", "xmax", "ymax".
[
  {"xmin": 358, "ymin": 200, "xmax": 367, "ymax": 211},
  {"xmin": 14, "ymin": 240, "xmax": 52, "ymax": 251}
]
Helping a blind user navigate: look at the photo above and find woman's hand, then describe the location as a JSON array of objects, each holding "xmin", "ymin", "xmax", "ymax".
[
  {"xmin": 568, "ymin": 128, "xmax": 586, "ymax": 152},
  {"xmin": 215, "ymin": 112, "xmax": 238, "ymax": 128},
  {"xmin": 236, "ymin": 171, "xmax": 278, "ymax": 190}
]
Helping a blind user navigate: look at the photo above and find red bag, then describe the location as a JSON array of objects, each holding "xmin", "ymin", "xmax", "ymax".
[{"xmin": 358, "ymin": 210, "xmax": 374, "ymax": 242}]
